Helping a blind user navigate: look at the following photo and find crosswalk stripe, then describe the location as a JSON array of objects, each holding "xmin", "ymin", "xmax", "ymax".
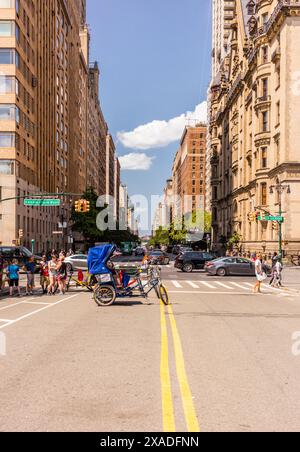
[
  {"xmin": 230, "ymin": 282, "xmax": 251, "ymax": 291},
  {"xmin": 172, "ymin": 281, "xmax": 183, "ymax": 289},
  {"xmin": 262, "ymin": 284, "xmax": 282, "ymax": 292},
  {"xmin": 198, "ymin": 281, "xmax": 216, "ymax": 289},
  {"xmin": 245, "ymin": 283, "xmax": 254, "ymax": 287},
  {"xmin": 214, "ymin": 281, "xmax": 234, "ymax": 290},
  {"xmin": 186, "ymin": 281, "xmax": 199, "ymax": 289}
]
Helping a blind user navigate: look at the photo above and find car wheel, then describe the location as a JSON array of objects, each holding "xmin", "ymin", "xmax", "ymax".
[
  {"xmin": 217, "ymin": 267, "xmax": 227, "ymax": 277},
  {"xmin": 183, "ymin": 263, "xmax": 193, "ymax": 273}
]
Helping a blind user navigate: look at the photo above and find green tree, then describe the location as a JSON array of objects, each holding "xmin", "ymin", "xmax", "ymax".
[
  {"xmin": 71, "ymin": 187, "xmax": 105, "ymax": 244},
  {"xmin": 72, "ymin": 187, "xmax": 140, "ymax": 246},
  {"xmin": 228, "ymin": 232, "xmax": 242, "ymax": 250}
]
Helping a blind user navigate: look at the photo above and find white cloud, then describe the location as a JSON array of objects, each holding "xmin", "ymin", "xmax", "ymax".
[
  {"xmin": 119, "ymin": 153, "xmax": 155, "ymax": 171},
  {"xmin": 117, "ymin": 102, "xmax": 207, "ymax": 150}
]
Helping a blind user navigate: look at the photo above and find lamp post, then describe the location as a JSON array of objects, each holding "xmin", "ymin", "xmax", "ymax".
[{"xmin": 269, "ymin": 181, "xmax": 291, "ymax": 258}]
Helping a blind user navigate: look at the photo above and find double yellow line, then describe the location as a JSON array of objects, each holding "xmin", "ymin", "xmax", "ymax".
[{"xmin": 160, "ymin": 302, "xmax": 200, "ymax": 432}]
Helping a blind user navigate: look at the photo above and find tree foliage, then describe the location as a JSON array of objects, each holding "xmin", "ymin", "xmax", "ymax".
[{"xmin": 72, "ymin": 187, "xmax": 140, "ymax": 245}]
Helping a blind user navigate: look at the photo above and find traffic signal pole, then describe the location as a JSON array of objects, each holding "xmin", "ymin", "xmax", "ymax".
[{"xmin": 278, "ymin": 196, "xmax": 283, "ymax": 259}]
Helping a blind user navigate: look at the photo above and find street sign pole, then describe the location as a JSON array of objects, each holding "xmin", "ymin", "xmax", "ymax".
[{"xmin": 279, "ymin": 198, "xmax": 283, "ymax": 259}]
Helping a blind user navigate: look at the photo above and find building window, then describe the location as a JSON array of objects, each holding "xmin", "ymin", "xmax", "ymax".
[
  {"xmin": 261, "ymin": 147, "xmax": 267, "ymax": 168},
  {"xmin": 0, "ymin": 132, "xmax": 16, "ymax": 148},
  {"xmin": 262, "ymin": 46, "xmax": 268, "ymax": 64},
  {"xmin": 0, "ymin": 48, "xmax": 19, "ymax": 64},
  {"xmin": 0, "ymin": 104, "xmax": 19, "ymax": 121},
  {"xmin": 0, "ymin": 0, "xmax": 14, "ymax": 7},
  {"xmin": 0, "ymin": 21, "xmax": 15, "ymax": 36},
  {"xmin": 261, "ymin": 183, "xmax": 267, "ymax": 206},
  {"xmin": 276, "ymin": 65, "xmax": 281, "ymax": 88},
  {"xmin": 0, "ymin": 159, "xmax": 14, "ymax": 175},
  {"xmin": 262, "ymin": 78, "xmax": 268, "ymax": 98},
  {"xmin": 276, "ymin": 101, "xmax": 280, "ymax": 125},
  {"xmin": 262, "ymin": 111, "xmax": 268, "ymax": 132}
]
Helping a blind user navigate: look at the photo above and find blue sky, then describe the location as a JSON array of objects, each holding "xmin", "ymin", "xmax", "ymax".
[{"xmin": 87, "ymin": 0, "xmax": 212, "ymax": 200}]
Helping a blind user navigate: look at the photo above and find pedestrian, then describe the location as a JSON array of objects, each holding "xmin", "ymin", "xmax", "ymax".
[
  {"xmin": 57, "ymin": 256, "xmax": 67, "ymax": 295},
  {"xmin": 254, "ymin": 254, "xmax": 266, "ymax": 294},
  {"xmin": 272, "ymin": 252, "xmax": 279, "ymax": 267},
  {"xmin": 48, "ymin": 255, "xmax": 58, "ymax": 295},
  {"xmin": 272, "ymin": 260, "xmax": 283, "ymax": 288},
  {"xmin": 24, "ymin": 256, "xmax": 35, "ymax": 296},
  {"xmin": 40, "ymin": 256, "xmax": 50, "ymax": 294},
  {"xmin": 7, "ymin": 260, "xmax": 21, "ymax": 297}
]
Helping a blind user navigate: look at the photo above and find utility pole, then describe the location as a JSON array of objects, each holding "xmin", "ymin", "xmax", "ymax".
[{"xmin": 270, "ymin": 181, "xmax": 291, "ymax": 259}]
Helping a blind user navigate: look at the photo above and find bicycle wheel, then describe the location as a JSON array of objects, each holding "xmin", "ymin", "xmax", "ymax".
[
  {"xmin": 154, "ymin": 283, "xmax": 160, "ymax": 299},
  {"xmin": 94, "ymin": 285, "xmax": 116, "ymax": 307},
  {"xmin": 159, "ymin": 284, "xmax": 169, "ymax": 306}
]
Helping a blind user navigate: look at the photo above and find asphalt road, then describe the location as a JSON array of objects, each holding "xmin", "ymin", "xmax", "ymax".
[{"xmin": 1, "ymin": 262, "xmax": 300, "ymax": 432}]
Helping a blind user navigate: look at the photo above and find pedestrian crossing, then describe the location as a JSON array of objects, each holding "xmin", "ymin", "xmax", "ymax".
[{"xmin": 165, "ymin": 279, "xmax": 291, "ymax": 295}]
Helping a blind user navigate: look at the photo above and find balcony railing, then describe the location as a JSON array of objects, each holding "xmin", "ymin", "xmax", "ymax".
[{"xmin": 254, "ymin": 95, "xmax": 271, "ymax": 110}]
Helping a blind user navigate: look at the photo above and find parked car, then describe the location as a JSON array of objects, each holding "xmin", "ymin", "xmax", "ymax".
[
  {"xmin": 179, "ymin": 247, "xmax": 194, "ymax": 254},
  {"xmin": 172, "ymin": 245, "xmax": 181, "ymax": 255},
  {"xmin": 133, "ymin": 247, "xmax": 145, "ymax": 257},
  {"xmin": 166, "ymin": 245, "xmax": 174, "ymax": 254},
  {"xmin": 175, "ymin": 251, "xmax": 215, "ymax": 273},
  {"xmin": 148, "ymin": 251, "xmax": 170, "ymax": 265},
  {"xmin": 0, "ymin": 246, "xmax": 41, "ymax": 270},
  {"xmin": 205, "ymin": 257, "xmax": 256, "ymax": 277},
  {"xmin": 65, "ymin": 254, "xmax": 88, "ymax": 272}
]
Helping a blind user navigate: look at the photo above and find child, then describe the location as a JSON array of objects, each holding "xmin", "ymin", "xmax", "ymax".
[
  {"xmin": 7, "ymin": 260, "xmax": 21, "ymax": 297},
  {"xmin": 24, "ymin": 257, "xmax": 36, "ymax": 296}
]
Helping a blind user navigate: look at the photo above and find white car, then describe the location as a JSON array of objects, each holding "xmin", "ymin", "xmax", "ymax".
[{"xmin": 65, "ymin": 254, "xmax": 88, "ymax": 272}]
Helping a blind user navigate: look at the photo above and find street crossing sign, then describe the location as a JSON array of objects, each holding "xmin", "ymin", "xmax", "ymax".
[{"xmin": 24, "ymin": 199, "xmax": 61, "ymax": 207}]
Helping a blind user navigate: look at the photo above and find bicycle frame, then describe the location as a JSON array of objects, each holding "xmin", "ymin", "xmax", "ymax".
[{"xmin": 98, "ymin": 271, "xmax": 160, "ymax": 299}]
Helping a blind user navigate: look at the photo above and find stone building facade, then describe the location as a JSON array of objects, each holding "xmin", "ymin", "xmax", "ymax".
[{"xmin": 209, "ymin": 0, "xmax": 300, "ymax": 255}]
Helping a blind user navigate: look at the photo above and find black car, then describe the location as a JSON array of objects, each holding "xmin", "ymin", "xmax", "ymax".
[
  {"xmin": 0, "ymin": 246, "xmax": 41, "ymax": 269},
  {"xmin": 175, "ymin": 251, "xmax": 216, "ymax": 273}
]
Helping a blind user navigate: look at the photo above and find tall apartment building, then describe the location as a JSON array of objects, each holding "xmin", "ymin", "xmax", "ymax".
[
  {"xmin": 212, "ymin": 0, "xmax": 236, "ymax": 77},
  {"xmin": 88, "ymin": 61, "xmax": 107, "ymax": 196},
  {"xmin": 114, "ymin": 156, "xmax": 120, "ymax": 221},
  {"xmin": 210, "ymin": 0, "xmax": 300, "ymax": 254},
  {"xmin": 207, "ymin": 1, "xmax": 236, "ymax": 213},
  {"xmin": 172, "ymin": 125, "xmax": 207, "ymax": 219},
  {"xmin": 0, "ymin": 1, "xmax": 119, "ymax": 250}
]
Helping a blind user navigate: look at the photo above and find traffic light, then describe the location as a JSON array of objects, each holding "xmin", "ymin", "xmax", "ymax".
[
  {"xmin": 85, "ymin": 200, "xmax": 90, "ymax": 213},
  {"xmin": 74, "ymin": 199, "xmax": 90, "ymax": 213},
  {"xmin": 249, "ymin": 212, "xmax": 259, "ymax": 222}
]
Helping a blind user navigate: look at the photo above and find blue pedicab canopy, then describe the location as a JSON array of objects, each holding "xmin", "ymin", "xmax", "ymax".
[{"xmin": 88, "ymin": 245, "xmax": 116, "ymax": 275}]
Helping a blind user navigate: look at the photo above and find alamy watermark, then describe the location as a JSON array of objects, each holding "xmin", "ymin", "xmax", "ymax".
[{"xmin": 96, "ymin": 194, "xmax": 207, "ymax": 238}]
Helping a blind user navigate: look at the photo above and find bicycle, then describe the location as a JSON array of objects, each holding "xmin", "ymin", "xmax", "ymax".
[
  {"xmin": 66, "ymin": 271, "xmax": 96, "ymax": 292},
  {"xmin": 94, "ymin": 267, "xmax": 169, "ymax": 307}
]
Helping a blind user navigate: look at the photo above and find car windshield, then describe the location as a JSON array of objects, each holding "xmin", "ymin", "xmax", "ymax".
[{"xmin": 21, "ymin": 247, "xmax": 33, "ymax": 257}]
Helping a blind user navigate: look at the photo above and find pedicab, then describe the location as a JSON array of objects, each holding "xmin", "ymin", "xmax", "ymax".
[{"xmin": 88, "ymin": 245, "xmax": 169, "ymax": 307}]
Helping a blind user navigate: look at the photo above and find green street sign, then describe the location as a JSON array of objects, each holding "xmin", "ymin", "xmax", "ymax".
[
  {"xmin": 258, "ymin": 215, "xmax": 284, "ymax": 222},
  {"xmin": 269, "ymin": 216, "xmax": 284, "ymax": 222},
  {"xmin": 24, "ymin": 199, "xmax": 61, "ymax": 207}
]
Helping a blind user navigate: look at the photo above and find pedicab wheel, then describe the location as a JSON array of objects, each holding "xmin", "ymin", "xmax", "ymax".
[
  {"xmin": 94, "ymin": 285, "xmax": 116, "ymax": 307},
  {"xmin": 159, "ymin": 284, "xmax": 169, "ymax": 306},
  {"xmin": 154, "ymin": 284, "xmax": 160, "ymax": 299}
]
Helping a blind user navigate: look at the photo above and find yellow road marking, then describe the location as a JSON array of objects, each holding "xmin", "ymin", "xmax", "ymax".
[
  {"xmin": 167, "ymin": 304, "xmax": 200, "ymax": 432},
  {"xmin": 160, "ymin": 302, "xmax": 176, "ymax": 432}
]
